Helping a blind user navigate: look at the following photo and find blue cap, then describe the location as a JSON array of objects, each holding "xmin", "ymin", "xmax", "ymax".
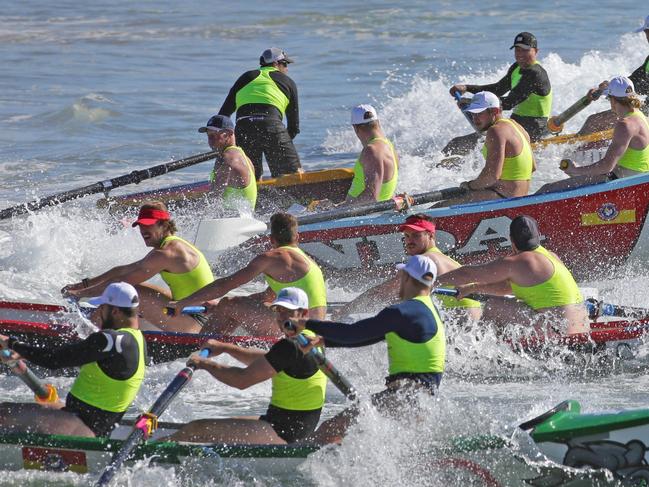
[{"xmin": 198, "ymin": 115, "xmax": 234, "ymax": 133}]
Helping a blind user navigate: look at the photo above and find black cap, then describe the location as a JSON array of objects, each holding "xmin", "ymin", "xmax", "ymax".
[
  {"xmin": 198, "ymin": 115, "xmax": 234, "ymax": 133},
  {"xmin": 510, "ymin": 215, "xmax": 540, "ymax": 251},
  {"xmin": 510, "ymin": 32, "xmax": 537, "ymax": 50}
]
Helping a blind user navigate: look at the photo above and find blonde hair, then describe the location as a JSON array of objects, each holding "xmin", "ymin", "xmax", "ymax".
[
  {"xmin": 612, "ymin": 94, "xmax": 643, "ymax": 110},
  {"xmin": 140, "ymin": 201, "xmax": 177, "ymax": 234}
]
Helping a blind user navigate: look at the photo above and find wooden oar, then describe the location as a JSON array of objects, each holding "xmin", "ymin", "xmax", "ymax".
[
  {"xmin": 546, "ymin": 90, "xmax": 602, "ymax": 134},
  {"xmin": 0, "ymin": 150, "xmax": 219, "ymax": 220},
  {"xmin": 95, "ymin": 348, "xmax": 209, "ymax": 487},
  {"xmin": 1, "ymin": 350, "xmax": 59, "ymax": 404},
  {"xmin": 294, "ymin": 333, "xmax": 357, "ymax": 401},
  {"xmin": 296, "ymin": 186, "xmax": 466, "ymax": 226}
]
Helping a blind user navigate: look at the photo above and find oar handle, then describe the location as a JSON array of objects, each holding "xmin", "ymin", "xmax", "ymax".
[
  {"xmin": 163, "ymin": 305, "xmax": 207, "ymax": 317},
  {"xmin": 2, "ymin": 350, "xmax": 59, "ymax": 403},
  {"xmin": 292, "ymin": 331, "xmax": 357, "ymax": 401},
  {"xmin": 432, "ymin": 287, "xmax": 488, "ymax": 302}
]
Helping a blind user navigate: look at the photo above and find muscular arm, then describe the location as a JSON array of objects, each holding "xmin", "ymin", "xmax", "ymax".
[
  {"xmin": 175, "ymin": 254, "xmax": 271, "ymax": 307},
  {"xmin": 568, "ymin": 120, "xmax": 633, "ymax": 176},
  {"xmin": 197, "ymin": 355, "xmax": 276, "ymax": 390},
  {"xmin": 211, "ymin": 159, "xmax": 232, "ymax": 197},
  {"xmin": 10, "ymin": 332, "xmax": 116, "ymax": 369},
  {"xmin": 438, "ymin": 257, "xmax": 517, "ymax": 289},
  {"xmin": 73, "ymin": 250, "xmax": 169, "ymax": 298},
  {"xmin": 336, "ymin": 274, "xmax": 399, "ymax": 317},
  {"xmin": 468, "ymin": 127, "xmax": 505, "ymax": 189},
  {"xmin": 219, "ymin": 342, "xmax": 266, "ymax": 366}
]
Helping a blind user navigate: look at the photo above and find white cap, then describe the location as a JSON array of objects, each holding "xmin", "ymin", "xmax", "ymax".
[
  {"xmin": 634, "ymin": 15, "xmax": 649, "ymax": 33},
  {"xmin": 396, "ymin": 255, "xmax": 437, "ymax": 287},
  {"xmin": 86, "ymin": 282, "xmax": 140, "ymax": 308},
  {"xmin": 260, "ymin": 47, "xmax": 293, "ymax": 65},
  {"xmin": 270, "ymin": 287, "xmax": 309, "ymax": 310},
  {"xmin": 351, "ymin": 104, "xmax": 378, "ymax": 125},
  {"xmin": 464, "ymin": 91, "xmax": 501, "ymax": 113},
  {"xmin": 603, "ymin": 76, "xmax": 636, "ymax": 98}
]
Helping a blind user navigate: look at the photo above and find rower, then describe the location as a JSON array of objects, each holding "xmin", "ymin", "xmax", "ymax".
[
  {"xmin": 438, "ymin": 215, "xmax": 589, "ymax": 336},
  {"xmin": 168, "ymin": 212, "xmax": 327, "ymax": 336},
  {"xmin": 537, "ymin": 76, "xmax": 649, "ymax": 194},
  {"xmin": 61, "ymin": 201, "xmax": 214, "ymax": 333},
  {"xmin": 199, "ymin": 115, "xmax": 257, "ymax": 213},
  {"xmin": 166, "ymin": 287, "xmax": 327, "ymax": 444},
  {"xmin": 286, "ymin": 254, "xmax": 445, "ymax": 445},
  {"xmin": 0, "ymin": 283, "xmax": 146, "ymax": 438},
  {"xmin": 578, "ymin": 16, "xmax": 649, "ymax": 135},
  {"xmin": 345, "ymin": 104, "xmax": 399, "ymax": 204},
  {"xmin": 435, "ymin": 91, "xmax": 535, "ymax": 206},
  {"xmin": 336, "ymin": 214, "xmax": 481, "ymax": 321},
  {"xmin": 444, "ymin": 31, "xmax": 552, "ymax": 155}
]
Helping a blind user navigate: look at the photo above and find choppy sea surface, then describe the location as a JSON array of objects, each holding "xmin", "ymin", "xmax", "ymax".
[{"xmin": 1, "ymin": 1, "xmax": 649, "ymax": 485}]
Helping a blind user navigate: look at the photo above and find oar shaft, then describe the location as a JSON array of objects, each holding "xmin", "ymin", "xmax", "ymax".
[
  {"xmin": 547, "ymin": 90, "xmax": 601, "ymax": 133},
  {"xmin": 0, "ymin": 150, "xmax": 219, "ymax": 220},
  {"xmin": 96, "ymin": 348, "xmax": 209, "ymax": 486},
  {"xmin": 297, "ymin": 187, "xmax": 466, "ymax": 226},
  {"xmin": 295, "ymin": 334, "xmax": 357, "ymax": 401}
]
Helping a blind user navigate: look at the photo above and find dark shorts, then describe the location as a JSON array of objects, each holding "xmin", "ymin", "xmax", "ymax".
[
  {"xmin": 371, "ymin": 373, "xmax": 442, "ymax": 411},
  {"xmin": 235, "ymin": 116, "xmax": 301, "ymax": 179},
  {"xmin": 63, "ymin": 394, "xmax": 125, "ymax": 437},
  {"xmin": 260, "ymin": 404, "xmax": 321, "ymax": 443}
]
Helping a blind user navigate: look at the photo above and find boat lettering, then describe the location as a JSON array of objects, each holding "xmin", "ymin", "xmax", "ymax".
[{"xmin": 302, "ymin": 216, "xmax": 517, "ymax": 269}]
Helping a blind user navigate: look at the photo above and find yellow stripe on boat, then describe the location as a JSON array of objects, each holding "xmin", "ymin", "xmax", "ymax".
[
  {"xmin": 581, "ymin": 209, "xmax": 636, "ymax": 226},
  {"xmin": 258, "ymin": 168, "xmax": 354, "ymax": 188}
]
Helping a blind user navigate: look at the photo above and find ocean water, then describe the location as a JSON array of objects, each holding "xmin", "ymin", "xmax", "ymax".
[{"xmin": 1, "ymin": 1, "xmax": 649, "ymax": 485}]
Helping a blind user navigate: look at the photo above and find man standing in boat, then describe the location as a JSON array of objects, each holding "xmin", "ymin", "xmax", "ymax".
[
  {"xmin": 436, "ymin": 91, "xmax": 535, "ymax": 205},
  {"xmin": 285, "ymin": 254, "xmax": 445, "ymax": 444},
  {"xmin": 62, "ymin": 201, "xmax": 214, "ymax": 333},
  {"xmin": 0, "ymin": 282, "xmax": 146, "ymax": 438},
  {"xmin": 168, "ymin": 212, "xmax": 327, "ymax": 336},
  {"xmin": 444, "ymin": 32, "xmax": 552, "ymax": 155},
  {"xmin": 344, "ymin": 104, "xmax": 399, "ymax": 204},
  {"xmin": 578, "ymin": 16, "xmax": 649, "ymax": 135},
  {"xmin": 218, "ymin": 47, "xmax": 302, "ymax": 180},
  {"xmin": 199, "ymin": 114, "xmax": 257, "ymax": 213},
  {"xmin": 167, "ymin": 288, "xmax": 327, "ymax": 444},
  {"xmin": 336, "ymin": 214, "xmax": 481, "ymax": 321},
  {"xmin": 438, "ymin": 215, "xmax": 589, "ymax": 336},
  {"xmin": 537, "ymin": 76, "xmax": 649, "ymax": 193}
]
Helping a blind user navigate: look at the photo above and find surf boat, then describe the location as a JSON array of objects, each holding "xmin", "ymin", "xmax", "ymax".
[
  {"xmin": 241, "ymin": 173, "xmax": 649, "ymax": 284},
  {"xmin": 0, "ymin": 399, "xmax": 646, "ymax": 485},
  {"xmin": 1, "ymin": 299, "xmax": 648, "ymax": 375},
  {"xmin": 98, "ymin": 167, "xmax": 354, "ymax": 215}
]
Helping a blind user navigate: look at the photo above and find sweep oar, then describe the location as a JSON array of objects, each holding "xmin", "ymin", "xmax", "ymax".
[
  {"xmin": 294, "ymin": 333, "xmax": 357, "ymax": 401},
  {"xmin": 0, "ymin": 150, "xmax": 219, "ymax": 220},
  {"xmin": 296, "ymin": 186, "xmax": 466, "ymax": 226},
  {"xmin": 1, "ymin": 350, "xmax": 59, "ymax": 404},
  {"xmin": 95, "ymin": 348, "xmax": 209, "ymax": 487},
  {"xmin": 546, "ymin": 90, "xmax": 602, "ymax": 135}
]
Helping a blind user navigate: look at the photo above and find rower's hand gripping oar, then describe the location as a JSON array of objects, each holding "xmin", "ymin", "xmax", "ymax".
[
  {"xmin": 547, "ymin": 90, "xmax": 602, "ymax": 135},
  {"xmin": 0, "ymin": 150, "xmax": 219, "ymax": 220},
  {"xmin": 1, "ymin": 350, "xmax": 59, "ymax": 404},
  {"xmin": 95, "ymin": 348, "xmax": 209, "ymax": 487},
  {"xmin": 284, "ymin": 322, "xmax": 357, "ymax": 401}
]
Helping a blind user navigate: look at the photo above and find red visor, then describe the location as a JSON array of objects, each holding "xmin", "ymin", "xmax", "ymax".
[
  {"xmin": 132, "ymin": 208, "xmax": 171, "ymax": 227},
  {"xmin": 398, "ymin": 217, "xmax": 435, "ymax": 233}
]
